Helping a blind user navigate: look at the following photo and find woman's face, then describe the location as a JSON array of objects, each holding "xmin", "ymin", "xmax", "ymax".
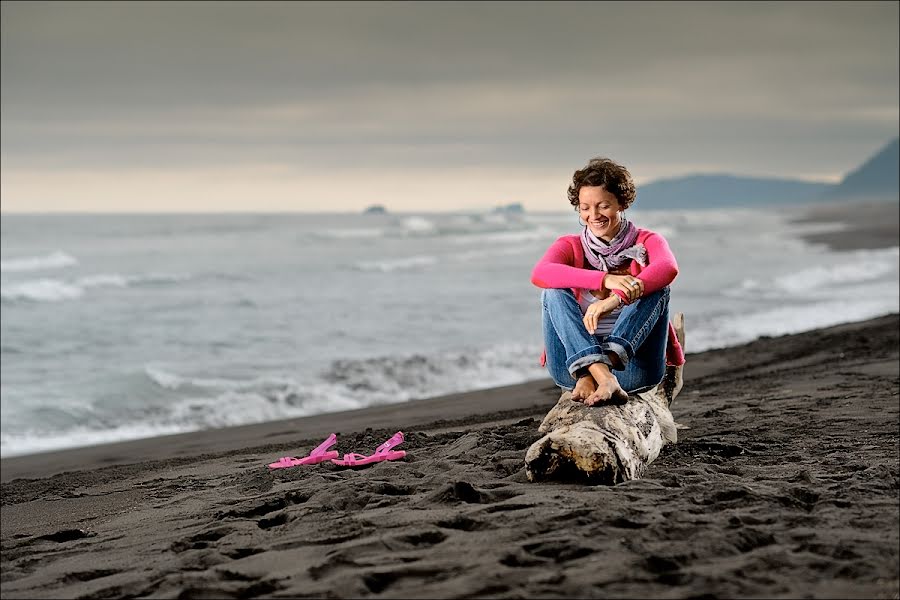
[{"xmin": 578, "ymin": 186, "xmax": 623, "ymax": 241}]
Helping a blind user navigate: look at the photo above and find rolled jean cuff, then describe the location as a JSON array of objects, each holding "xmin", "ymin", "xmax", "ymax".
[
  {"xmin": 603, "ymin": 340, "xmax": 630, "ymax": 370},
  {"xmin": 566, "ymin": 345, "xmax": 612, "ymax": 376}
]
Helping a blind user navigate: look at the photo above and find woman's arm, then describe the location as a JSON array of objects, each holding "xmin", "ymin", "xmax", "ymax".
[
  {"xmin": 634, "ymin": 232, "xmax": 679, "ymax": 293},
  {"xmin": 531, "ymin": 237, "xmax": 606, "ymax": 290},
  {"xmin": 603, "ymin": 232, "xmax": 678, "ymax": 304}
]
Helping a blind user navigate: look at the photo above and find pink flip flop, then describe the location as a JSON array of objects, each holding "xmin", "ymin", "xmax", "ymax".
[
  {"xmin": 268, "ymin": 433, "xmax": 339, "ymax": 469},
  {"xmin": 331, "ymin": 431, "xmax": 407, "ymax": 467}
]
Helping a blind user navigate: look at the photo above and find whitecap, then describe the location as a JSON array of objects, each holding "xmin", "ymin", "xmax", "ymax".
[
  {"xmin": 144, "ymin": 365, "xmax": 185, "ymax": 390},
  {"xmin": 450, "ymin": 246, "xmax": 535, "ymax": 262},
  {"xmin": 320, "ymin": 342, "xmax": 547, "ymax": 405},
  {"xmin": 397, "ymin": 216, "xmax": 437, "ymax": 235},
  {"xmin": 352, "ymin": 255, "xmax": 438, "ymax": 272},
  {"xmin": 78, "ymin": 274, "xmax": 131, "ymax": 288},
  {"xmin": 0, "ymin": 278, "xmax": 84, "ymax": 302},
  {"xmin": 2, "ymin": 272, "xmax": 191, "ymax": 303},
  {"xmin": 0, "ymin": 251, "xmax": 78, "ymax": 273},
  {"xmin": 447, "ymin": 226, "xmax": 556, "ymax": 245},
  {"xmin": 78, "ymin": 272, "xmax": 190, "ymax": 288},
  {"xmin": 688, "ymin": 295, "xmax": 899, "ymax": 353},
  {"xmin": 143, "ymin": 364, "xmax": 296, "ymax": 392},
  {"xmin": 724, "ymin": 247, "xmax": 899, "ymax": 298},
  {"xmin": 772, "ymin": 247, "xmax": 899, "ymax": 293},
  {"xmin": 312, "ymin": 228, "xmax": 386, "ymax": 240}
]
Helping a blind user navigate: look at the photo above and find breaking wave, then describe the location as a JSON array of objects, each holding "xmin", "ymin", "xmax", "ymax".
[
  {"xmin": 0, "ymin": 344, "xmax": 546, "ymax": 457},
  {"xmin": 1, "ymin": 272, "xmax": 191, "ymax": 303},
  {"xmin": 0, "ymin": 251, "xmax": 78, "ymax": 273}
]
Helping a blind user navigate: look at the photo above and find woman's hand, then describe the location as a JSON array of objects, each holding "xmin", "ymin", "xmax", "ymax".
[
  {"xmin": 603, "ymin": 274, "xmax": 644, "ymax": 302},
  {"xmin": 583, "ymin": 295, "xmax": 623, "ymax": 334}
]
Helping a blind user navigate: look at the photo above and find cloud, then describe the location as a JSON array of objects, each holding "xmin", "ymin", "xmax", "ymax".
[{"xmin": 1, "ymin": 1, "xmax": 897, "ymax": 211}]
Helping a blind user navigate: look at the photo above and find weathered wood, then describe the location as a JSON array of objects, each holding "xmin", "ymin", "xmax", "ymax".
[{"xmin": 525, "ymin": 313, "xmax": 685, "ymax": 485}]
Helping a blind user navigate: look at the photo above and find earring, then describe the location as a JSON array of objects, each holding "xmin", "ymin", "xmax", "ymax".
[{"xmin": 578, "ymin": 216, "xmax": 587, "ymax": 227}]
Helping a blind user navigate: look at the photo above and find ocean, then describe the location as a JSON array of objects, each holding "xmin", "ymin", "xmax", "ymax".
[{"xmin": 2, "ymin": 208, "xmax": 898, "ymax": 458}]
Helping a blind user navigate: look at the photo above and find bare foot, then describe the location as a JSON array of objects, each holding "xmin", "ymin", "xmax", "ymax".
[
  {"xmin": 571, "ymin": 375, "xmax": 597, "ymax": 401},
  {"xmin": 584, "ymin": 363, "xmax": 628, "ymax": 406}
]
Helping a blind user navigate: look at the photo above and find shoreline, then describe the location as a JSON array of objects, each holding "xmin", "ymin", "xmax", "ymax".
[
  {"xmin": 2, "ymin": 313, "xmax": 897, "ymax": 598},
  {"xmin": 0, "ymin": 380, "xmax": 561, "ymax": 483},
  {"xmin": 0, "ymin": 308, "xmax": 895, "ymax": 483},
  {"xmin": 789, "ymin": 199, "xmax": 899, "ymax": 251},
  {"xmin": 2, "ymin": 198, "xmax": 897, "ymax": 480}
]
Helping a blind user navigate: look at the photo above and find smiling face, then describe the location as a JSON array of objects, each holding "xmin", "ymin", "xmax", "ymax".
[{"xmin": 578, "ymin": 186, "xmax": 623, "ymax": 241}]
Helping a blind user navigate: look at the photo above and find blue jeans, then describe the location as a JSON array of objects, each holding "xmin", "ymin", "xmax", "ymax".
[{"xmin": 541, "ymin": 287, "xmax": 670, "ymax": 393}]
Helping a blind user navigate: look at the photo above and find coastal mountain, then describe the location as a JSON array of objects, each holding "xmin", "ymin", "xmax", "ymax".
[
  {"xmin": 821, "ymin": 137, "xmax": 899, "ymax": 202},
  {"xmin": 636, "ymin": 175, "xmax": 830, "ymax": 209},
  {"xmin": 635, "ymin": 137, "xmax": 898, "ymax": 209}
]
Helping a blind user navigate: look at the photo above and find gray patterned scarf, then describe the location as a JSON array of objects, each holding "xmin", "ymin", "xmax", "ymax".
[{"xmin": 581, "ymin": 214, "xmax": 648, "ymax": 272}]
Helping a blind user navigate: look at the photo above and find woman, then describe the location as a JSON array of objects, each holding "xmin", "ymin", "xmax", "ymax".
[{"xmin": 531, "ymin": 157, "xmax": 685, "ymax": 406}]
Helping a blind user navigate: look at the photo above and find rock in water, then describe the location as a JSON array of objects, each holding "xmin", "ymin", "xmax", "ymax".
[{"xmin": 525, "ymin": 313, "xmax": 685, "ymax": 484}]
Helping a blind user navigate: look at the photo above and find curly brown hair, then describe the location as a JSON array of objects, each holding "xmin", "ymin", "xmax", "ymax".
[{"xmin": 567, "ymin": 158, "xmax": 636, "ymax": 210}]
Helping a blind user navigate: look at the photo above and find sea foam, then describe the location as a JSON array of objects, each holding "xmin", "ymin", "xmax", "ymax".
[
  {"xmin": 0, "ymin": 251, "xmax": 78, "ymax": 273},
  {"xmin": 352, "ymin": 255, "xmax": 438, "ymax": 272},
  {"xmin": 1, "ymin": 278, "xmax": 84, "ymax": 302},
  {"xmin": 724, "ymin": 247, "xmax": 899, "ymax": 299},
  {"xmin": 1, "ymin": 272, "xmax": 191, "ymax": 303}
]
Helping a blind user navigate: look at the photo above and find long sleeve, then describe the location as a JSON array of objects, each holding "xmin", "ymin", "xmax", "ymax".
[
  {"xmin": 634, "ymin": 232, "xmax": 679, "ymax": 293},
  {"xmin": 531, "ymin": 237, "xmax": 606, "ymax": 290}
]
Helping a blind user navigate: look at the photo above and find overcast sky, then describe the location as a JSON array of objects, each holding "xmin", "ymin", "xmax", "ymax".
[{"xmin": 2, "ymin": 1, "xmax": 898, "ymax": 213}]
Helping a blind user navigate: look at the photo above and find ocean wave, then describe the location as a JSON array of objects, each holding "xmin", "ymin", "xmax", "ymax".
[
  {"xmin": 143, "ymin": 369, "xmax": 368, "ymax": 429},
  {"xmin": 450, "ymin": 246, "xmax": 537, "ymax": 262},
  {"xmin": 321, "ymin": 342, "xmax": 546, "ymax": 404},
  {"xmin": 311, "ymin": 227, "xmax": 387, "ymax": 240},
  {"xmin": 305, "ymin": 216, "xmax": 464, "ymax": 241},
  {"xmin": 772, "ymin": 248, "xmax": 899, "ymax": 293},
  {"xmin": 446, "ymin": 226, "xmax": 557, "ymax": 245},
  {"xmin": 110, "ymin": 272, "xmax": 192, "ymax": 286},
  {"xmin": 724, "ymin": 247, "xmax": 899, "ymax": 298},
  {"xmin": 1, "ymin": 343, "xmax": 548, "ymax": 457},
  {"xmin": 157, "ymin": 344, "xmax": 547, "ymax": 428},
  {"xmin": 348, "ymin": 243, "xmax": 540, "ymax": 273},
  {"xmin": 1, "ymin": 272, "xmax": 191, "ymax": 303},
  {"xmin": 0, "ymin": 251, "xmax": 78, "ymax": 273},
  {"xmin": 147, "ymin": 342, "xmax": 546, "ymax": 409},
  {"xmin": 352, "ymin": 255, "xmax": 438, "ymax": 272},
  {"xmin": 303, "ymin": 213, "xmax": 553, "ymax": 245},
  {"xmin": 1, "ymin": 278, "xmax": 84, "ymax": 302},
  {"xmin": 398, "ymin": 216, "xmax": 438, "ymax": 235},
  {"xmin": 0, "ymin": 422, "xmax": 189, "ymax": 458},
  {"xmin": 144, "ymin": 365, "xmax": 295, "ymax": 392},
  {"xmin": 688, "ymin": 295, "xmax": 899, "ymax": 353}
]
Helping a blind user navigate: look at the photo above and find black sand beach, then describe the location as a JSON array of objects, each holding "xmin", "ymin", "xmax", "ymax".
[{"xmin": 2, "ymin": 201, "xmax": 898, "ymax": 599}]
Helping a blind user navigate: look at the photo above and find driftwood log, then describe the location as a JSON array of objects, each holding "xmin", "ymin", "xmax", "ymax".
[{"xmin": 525, "ymin": 313, "xmax": 685, "ymax": 485}]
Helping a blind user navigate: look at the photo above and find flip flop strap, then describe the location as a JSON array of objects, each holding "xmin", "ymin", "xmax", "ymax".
[
  {"xmin": 374, "ymin": 432, "xmax": 404, "ymax": 454},
  {"xmin": 310, "ymin": 433, "xmax": 337, "ymax": 457}
]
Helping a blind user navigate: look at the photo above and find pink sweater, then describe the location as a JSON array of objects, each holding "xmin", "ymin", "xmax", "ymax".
[{"xmin": 531, "ymin": 229, "xmax": 685, "ymax": 367}]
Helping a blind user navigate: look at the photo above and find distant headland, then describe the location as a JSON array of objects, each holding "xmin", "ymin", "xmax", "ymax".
[{"xmin": 492, "ymin": 202, "xmax": 525, "ymax": 214}]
